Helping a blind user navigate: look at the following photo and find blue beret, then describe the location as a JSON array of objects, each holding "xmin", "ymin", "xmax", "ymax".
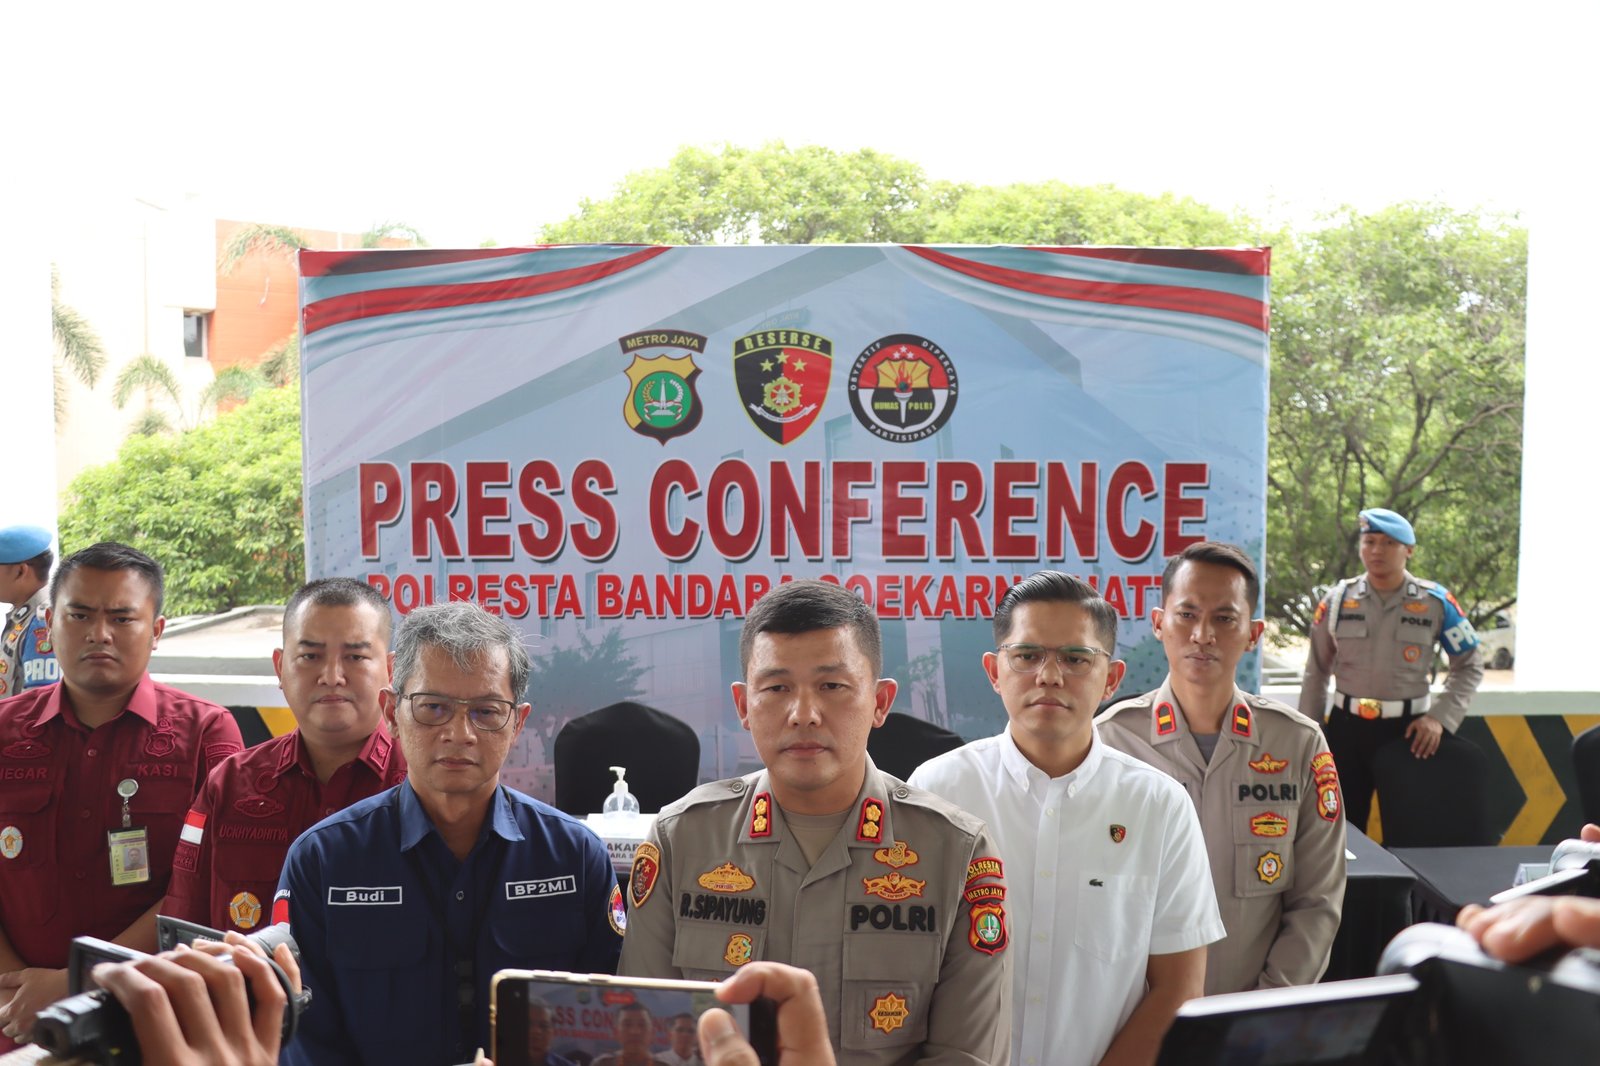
[
  {"xmin": 0, "ymin": 525, "xmax": 52, "ymax": 565},
  {"xmin": 1358, "ymin": 508, "xmax": 1415, "ymax": 546}
]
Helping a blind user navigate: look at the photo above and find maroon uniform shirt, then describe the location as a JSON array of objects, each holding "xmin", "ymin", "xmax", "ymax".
[
  {"xmin": 0, "ymin": 676, "xmax": 243, "ymax": 968},
  {"xmin": 164, "ymin": 726, "xmax": 407, "ymax": 932}
]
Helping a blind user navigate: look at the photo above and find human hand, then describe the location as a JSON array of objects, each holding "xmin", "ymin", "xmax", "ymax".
[
  {"xmin": 207, "ymin": 929, "xmax": 303, "ymax": 997},
  {"xmin": 702, "ymin": 961, "xmax": 835, "ymax": 1066},
  {"xmin": 1457, "ymin": 894, "xmax": 1600, "ymax": 963},
  {"xmin": 0, "ymin": 966, "xmax": 67, "ymax": 1042},
  {"xmin": 1582, "ymin": 823, "xmax": 1600, "ymax": 843},
  {"xmin": 1405, "ymin": 715, "xmax": 1444, "ymax": 758},
  {"xmin": 87, "ymin": 943, "xmax": 288, "ymax": 1066}
]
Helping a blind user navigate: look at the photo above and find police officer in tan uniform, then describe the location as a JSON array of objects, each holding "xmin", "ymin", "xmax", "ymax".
[
  {"xmin": 619, "ymin": 580, "xmax": 1010, "ymax": 1066},
  {"xmin": 1099, "ymin": 542, "xmax": 1346, "ymax": 994},
  {"xmin": 1298, "ymin": 508, "xmax": 1484, "ymax": 834}
]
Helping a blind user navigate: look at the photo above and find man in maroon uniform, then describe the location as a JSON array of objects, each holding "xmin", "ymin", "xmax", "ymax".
[
  {"xmin": 0, "ymin": 543, "xmax": 243, "ymax": 1045},
  {"xmin": 165, "ymin": 578, "xmax": 406, "ymax": 933}
]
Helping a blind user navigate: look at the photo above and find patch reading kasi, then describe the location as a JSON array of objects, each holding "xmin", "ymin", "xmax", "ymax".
[
  {"xmin": 966, "ymin": 857, "xmax": 1004, "ymax": 884},
  {"xmin": 629, "ymin": 842, "xmax": 662, "ymax": 908},
  {"xmin": 869, "ymin": 993, "xmax": 910, "ymax": 1035},
  {"xmin": 620, "ymin": 331, "xmax": 707, "ymax": 444},
  {"xmin": 698, "ymin": 862, "xmax": 756, "ymax": 894}
]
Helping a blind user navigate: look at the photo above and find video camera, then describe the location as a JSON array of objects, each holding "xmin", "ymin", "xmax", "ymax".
[
  {"xmin": 27, "ymin": 916, "xmax": 308, "ymax": 1066},
  {"xmin": 1158, "ymin": 831, "xmax": 1600, "ymax": 1066}
]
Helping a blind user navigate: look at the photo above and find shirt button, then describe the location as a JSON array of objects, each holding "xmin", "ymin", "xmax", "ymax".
[
  {"xmin": 1040, "ymin": 870, "xmax": 1053, "ymax": 879},
  {"xmin": 75, "ymin": 871, "xmax": 86, "ymax": 880},
  {"xmin": 455, "ymin": 890, "xmax": 465, "ymax": 902},
  {"xmin": 894, "ymin": 786, "xmax": 909, "ymax": 799},
  {"xmin": 730, "ymin": 780, "xmax": 746, "ymax": 793},
  {"xmin": 1045, "ymin": 807, "xmax": 1056, "ymax": 817},
  {"xmin": 79, "ymin": 808, "xmax": 91, "ymax": 819},
  {"xmin": 86, "ymin": 748, "xmax": 98, "ymax": 757},
  {"xmin": 1067, "ymin": 785, "xmax": 1077, "ymax": 798},
  {"xmin": 1035, "ymin": 932, "xmax": 1048, "ymax": 942}
]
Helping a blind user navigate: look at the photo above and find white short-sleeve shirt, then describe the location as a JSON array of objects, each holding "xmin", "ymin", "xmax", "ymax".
[{"xmin": 910, "ymin": 726, "xmax": 1224, "ymax": 1066}]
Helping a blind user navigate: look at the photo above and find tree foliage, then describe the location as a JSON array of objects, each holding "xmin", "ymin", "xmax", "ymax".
[
  {"xmin": 58, "ymin": 386, "xmax": 304, "ymax": 616},
  {"xmin": 1267, "ymin": 204, "xmax": 1526, "ymax": 631},
  {"xmin": 523, "ymin": 629, "xmax": 649, "ymax": 760},
  {"xmin": 51, "ymin": 265, "xmax": 106, "ymax": 427}
]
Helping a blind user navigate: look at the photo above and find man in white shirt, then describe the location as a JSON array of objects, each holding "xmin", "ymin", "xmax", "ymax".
[{"xmin": 910, "ymin": 571, "xmax": 1223, "ymax": 1066}]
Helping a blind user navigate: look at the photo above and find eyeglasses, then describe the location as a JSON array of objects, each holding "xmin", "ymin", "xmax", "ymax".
[
  {"xmin": 398, "ymin": 692, "xmax": 517, "ymax": 732},
  {"xmin": 996, "ymin": 643, "xmax": 1111, "ymax": 676}
]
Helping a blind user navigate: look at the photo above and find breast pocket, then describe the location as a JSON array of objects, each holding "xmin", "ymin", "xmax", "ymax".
[
  {"xmin": 134, "ymin": 781, "xmax": 202, "ymax": 875},
  {"xmin": 491, "ymin": 892, "xmax": 587, "ymax": 969},
  {"xmin": 840, "ymin": 932, "xmax": 939, "ymax": 1052},
  {"xmin": 216, "ymin": 846, "xmax": 291, "ymax": 931},
  {"xmin": 671, "ymin": 921, "xmax": 768, "ymax": 982},
  {"xmin": 0, "ymin": 786, "xmax": 58, "ymax": 922},
  {"xmin": 325, "ymin": 903, "xmax": 431, "ymax": 1056},
  {"xmin": 1233, "ymin": 813, "xmax": 1296, "ymax": 899},
  {"xmin": 1073, "ymin": 874, "xmax": 1157, "ymax": 962}
]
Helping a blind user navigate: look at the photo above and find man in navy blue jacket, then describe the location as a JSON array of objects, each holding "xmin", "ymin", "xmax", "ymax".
[{"xmin": 277, "ymin": 601, "xmax": 622, "ymax": 1065}]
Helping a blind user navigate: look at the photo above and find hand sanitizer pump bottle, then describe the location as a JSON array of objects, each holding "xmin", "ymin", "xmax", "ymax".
[{"xmin": 602, "ymin": 765, "xmax": 640, "ymax": 817}]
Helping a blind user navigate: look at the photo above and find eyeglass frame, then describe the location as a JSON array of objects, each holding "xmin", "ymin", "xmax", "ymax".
[
  {"xmin": 995, "ymin": 642, "xmax": 1113, "ymax": 676},
  {"xmin": 395, "ymin": 690, "xmax": 519, "ymax": 732}
]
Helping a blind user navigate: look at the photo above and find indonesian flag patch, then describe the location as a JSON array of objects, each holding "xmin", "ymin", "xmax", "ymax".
[{"xmin": 180, "ymin": 810, "xmax": 206, "ymax": 846}]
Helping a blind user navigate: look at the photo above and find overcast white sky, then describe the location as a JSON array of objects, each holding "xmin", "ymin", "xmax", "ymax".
[{"xmin": 10, "ymin": 1, "xmax": 1589, "ymax": 246}]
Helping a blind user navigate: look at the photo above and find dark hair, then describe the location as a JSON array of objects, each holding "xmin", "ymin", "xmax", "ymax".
[
  {"xmin": 284, "ymin": 578, "xmax": 394, "ymax": 643},
  {"xmin": 992, "ymin": 570, "xmax": 1118, "ymax": 651},
  {"xmin": 391, "ymin": 601, "xmax": 531, "ymax": 703},
  {"xmin": 671, "ymin": 1013, "xmax": 695, "ymax": 1025},
  {"xmin": 617, "ymin": 1002, "xmax": 652, "ymax": 1018},
  {"xmin": 1161, "ymin": 542, "xmax": 1261, "ymax": 613},
  {"xmin": 20, "ymin": 548, "xmax": 52, "ymax": 582},
  {"xmin": 740, "ymin": 579, "xmax": 883, "ymax": 677},
  {"xmin": 51, "ymin": 542, "xmax": 165, "ymax": 617}
]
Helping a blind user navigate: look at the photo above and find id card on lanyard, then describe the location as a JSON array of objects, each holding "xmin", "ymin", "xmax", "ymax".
[{"xmin": 109, "ymin": 778, "xmax": 150, "ymax": 886}]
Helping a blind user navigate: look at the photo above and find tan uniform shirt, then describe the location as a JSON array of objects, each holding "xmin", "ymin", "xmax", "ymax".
[
  {"xmin": 618, "ymin": 760, "xmax": 1011, "ymax": 1066},
  {"xmin": 1097, "ymin": 681, "xmax": 1347, "ymax": 994},
  {"xmin": 1297, "ymin": 572, "xmax": 1484, "ymax": 732}
]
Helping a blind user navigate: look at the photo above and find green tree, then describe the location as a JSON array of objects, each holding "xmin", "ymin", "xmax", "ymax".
[
  {"xmin": 541, "ymin": 142, "xmax": 934, "ymax": 244},
  {"xmin": 921, "ymin": 181, "xmax": 1257, "ymax": 246},
  {"xmin": 111, "ymin": 353, "xmax": 263, "ymax": 435},
  {"xmin": 58, "ymin": 386, "xmax": 304, "ymax": 615},
  {"xmin": 1267, "ymin": 203, "xmax": 1526, "ymax": 632},
  {"xmin": 523, "ymin": 629, "xmax": 649, "ymax": 761},
  {"xmin": 51, "ymin": 266, "xmax": 106, "ymax": 427}
]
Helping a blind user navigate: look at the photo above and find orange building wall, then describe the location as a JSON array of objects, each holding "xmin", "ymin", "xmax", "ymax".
[{"xmin": 209, "ymin": 221, "xmax": 413, "ymax": 372}]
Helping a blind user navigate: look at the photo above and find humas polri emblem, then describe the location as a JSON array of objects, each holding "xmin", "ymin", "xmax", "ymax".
[
  {"xmin": 733, "ymin": 330, "xmax": 833, "ymax": 445},
  {"xmin": 848, "ymin": 334, "xmax": 958, "ymax": 443},
  {"xmin": 620, "ymin": 330, "xmax": 707, "ymax": 444}
]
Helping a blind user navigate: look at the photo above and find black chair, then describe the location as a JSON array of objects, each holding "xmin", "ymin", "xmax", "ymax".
[
  {"xmin": 1373, "ymin": 733, "xmax": 1495, "ymax": 847},
  {"xmin": 868, "ymin": 712, "xmax": 966, "ymax": 781},
  {"xmin": 1573, "ymin": 724, "xmax": 1600, "ymax": 827},
  {"xmin": 553, "ymin": 701, "xmax": 700, "ymax": 816}
]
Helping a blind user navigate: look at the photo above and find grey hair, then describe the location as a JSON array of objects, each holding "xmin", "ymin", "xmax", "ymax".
[{"xmin": 390, "ymin": 602, "xmax": 531, "ymax": 703}]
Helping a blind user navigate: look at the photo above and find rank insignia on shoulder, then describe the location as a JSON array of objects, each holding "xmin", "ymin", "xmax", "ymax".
[
  {"xmin": 630, "ymin": 842, "xmax": 662, "ymax": 908},
  {"xmin": 608, "ymin": 883, "xmax": 627, "ymax": 936},
  {"xmin": 1109, "ymin": 824, "xmax": 1126, "ymax": 843},
  {"xmin": 1249, "ymin": 753, "xmax": 1288, "ymax": 774},
  {"xmin": 749, "ymin": 792, "xmax": 773, "ymax": 838},
  {"xmin": 1257, "ymin": 851, "xmax": 1284, "ymax": 884},
  {"xmin": 968, "ymin": 902, "xmax": 1008, "ymax": 955},
  {"xmin": 869, "ymin": 992, "xmax": 910, "ymax": 1034},
  {"xmin": 229, "ymin": 891, "xmax": 261, "ymax": 929},
  {"xmin": 966, "ymin": 856, "xmax": 1003, "ymax": 884},
  {"xmin": 1155, "ymin": 703, "xmax": 1177, "ymax": 736},
  {"xmin": 1231, "ymin": 704, "xmax": 1252, "ymax": 737},
  {"xmin": 724, "ymin": 933, "xmax": 753, "ymax": 967},
  {"xmin": 856, "ymin": 798, "xmax": 884, "ymax": 842},
  {"xmin": 698, "ymin": 862, "xmax": 756, "ymax": 893},
  {"xmin": 873, "ymin": 840, "xmax": 919, "ymax": 868}
]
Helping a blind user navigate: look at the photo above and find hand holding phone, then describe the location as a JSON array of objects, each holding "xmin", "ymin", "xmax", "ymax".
[{"xmin": 698, "ymin": 962, "xmax": 835, "ymax": 1066}]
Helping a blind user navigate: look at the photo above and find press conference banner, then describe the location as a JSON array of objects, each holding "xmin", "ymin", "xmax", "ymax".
[{"xmin": 299, "ymin": 245, "xmax": 1270, "ymax": 791}]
